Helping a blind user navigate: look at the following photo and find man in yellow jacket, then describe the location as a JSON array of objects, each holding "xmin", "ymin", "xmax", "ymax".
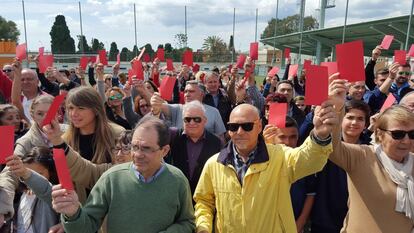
[{"xmin": 194, "ymin": 102, "xmax": 336, "ymax": 233}]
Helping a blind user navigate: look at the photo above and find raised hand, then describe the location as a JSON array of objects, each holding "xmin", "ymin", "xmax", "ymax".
[
  {"xmin": 150, "ymin": 92, "xmax": 164, "ymax": 115},
  {"xmin": 6, "ymin": 155, "xmax": 31, "ymax": 180},
  {"xmin": 328, "ymin": 73, "xmax": 347, "ymax": 110},
  {"xmin": 313, "ymin": 100, "xmax": 338, "ymax": 139},
  {"xmin": 42, "ymin": 119, "xmax": 64, "ymax": 146},
  {"xmin": 263, "ymin": 124, "xmax": 279, "ymax": 144},
  {"xmin": 372, "ymin": 46, "xmax": 382, "ymax": 61},
  {"xmin": 51, "ymin": 184, "xmax": 80, "ymax": 218}
]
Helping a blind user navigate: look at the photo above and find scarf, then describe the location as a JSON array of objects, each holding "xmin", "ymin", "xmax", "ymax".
[{"xmin": 375, "ymin": 145, "xmax": 414, "ymax": 225}]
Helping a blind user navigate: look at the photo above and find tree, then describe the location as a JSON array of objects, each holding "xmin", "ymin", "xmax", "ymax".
[
  {"xmin": 120, "ymin": 47, "xmax": 130, "ymax": 61},
  {"xmin": 261, "ymin": 14, "xmax": 318, "ymax": 39},
  {"xmin": 202, "ymin": 35, "xmax": 231, "ymax": 62},
  {"xmin": 77, "ymin": 35, "xmax": 90, "ymax": 53},
  {"xmin": 131, "ymin": 45, "xmax": 139, "ymax": 57},
  {"xmin": 0, "ymin": 16, "xmax": 20, "ymax": 42},
  {"xmin": 164, "ymin": 43, "xmax": 173, "ymax": 53},
  {"xmin": 91, "ymin": 38, "xmax": 105, "ymax": 52},
  {"xmin": 109, "ymin": 42, "xmax": 119, "ymax": 61},
  {"xmin": 50, "ymin": 15, "xmax": 75, "ymax": 54},
  {"xmin": 174, "ymin": 33, "xmax": 188, "ymax": 49}
]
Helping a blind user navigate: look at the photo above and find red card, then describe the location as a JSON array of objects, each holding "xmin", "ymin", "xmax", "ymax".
[
  {"xmin": 132, "ymin": 59, "xmax": 144, "ymax": 80},
  {"xmin": 166, "ymin": 59, "xmax": 174, "ymax": 71},
  {"xmin": 380, "ymin": 94, "xmax": 396, "ymax": 112},
  {"xmin": 89, "ymin": 56, "xmax": 97, "ymax": 64},
  {"xmin": 268, "ymin": 103, "xmax": 288, "ymax": 128},
  {"xmin": 394, "ymin": 50, "xmax": 407, "ymax": 65},
  {"xmin": 38, "ymin": 55, "xmax": 54, "ymax": 74},
  {"xmin": 183, "ymin": 50, "xmax": 193, "ymax": 67},
  {"xmin": 159, "ymin": 76, "xmax": 176, "ymax": 101},
  {"xmin": 42, "ymin": 93, "xmax": 66, "ymax": 127},
  {"xmin": 303, "ymin": 59, "xmax": 312, "ymax": 70},
  {"xmin": 53, "ymin": 149, "xmax": 74, "ymax": 190},
  {"xmin": 156, "ymin": 48, "xmax": 165, "ymax": 61},
  {"xmin": 0, "ymin": 126, "xmax": 14, "ymax": 164},
  {"xmin": 284, "ymin": 48, "xmax": 291, "ymax": 58},
  {"xmin": 79, "ymin": 56, "xmax": 89, "ymax": 70},
  {"xmin": 268, "ymin": 66, "xmax": 279, "ymax": 77},
  {"xmin": 116, "ymin": 53, "xmax": 120, "ymax": 64},
  {"xmin": 336, "ymin": 40, "xmax": 365, "ymax": 82},
  {"xmin": 128, "ymin": 69, "xmax": 135, "ymax": 84},
  {"xmin": 236, "ymin": 54, "xmax": 246, "ymax": 69},
  {"xmin": 16, "ymin": 43, "xmax": 27, "ymax": 60},
  {"xmin": 380, "ymin": 35, "xmax": 394, "ymax": 50},
  {"xmin": 305, "ymin": 65, "xmax": 329, "ymax": 106},
  {"xmin": 249, "ymin": 42, "xmax": 259, "ymax": 60},
  {"xmin": 408, "ymin": 44, "xmax": 414, "ymax": 57},
  {"xmin": 320, "ymin": 62, "xmax": 338, "ymax": 76},
  {"xmin": 179, "ymin": 91, "xmax": 185, "ymax": 104},
  {"xmin": 98, "ymin": 50, "xmax": 108, "ymax": 65},
  {"xmin": 143, "ymin": 53, "xmax": 151, "ymax": 62},
  {"xmin": 288, "ymin": 64, "xmax": 298, "ymax": 77},
  {"xmin": 38, "ymin": 47, "xmax": 44, "ymax": 57},
  {"xmin": 193, "ymin": 64, "xmax": 200, "ymax": 73}
]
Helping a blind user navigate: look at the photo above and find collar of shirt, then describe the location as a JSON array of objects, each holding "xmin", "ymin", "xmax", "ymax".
[
  {"xmin": 131, "ymin": 162, "xmax": 166, "ymax": 183},
  {"xmin": 182, "ymin": 130, "xmax": 206, "ymax": 142},
  {"xmin": 232, "ymin": 143, "xmax": 256, "ymax": 168}
]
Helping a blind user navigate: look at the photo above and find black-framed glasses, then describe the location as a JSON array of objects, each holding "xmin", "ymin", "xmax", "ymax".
[
  {"xmin": 111, "ymin": 146, "xmax": 131, "ymax": 155},
  {"xmin": 398, "ymin": 71, "xmax": 411, "ymax": 76},
  {"xmin": 131, "ymin": 144, "xmax": 161, "ymax": 154},
  {"xmin": 183, "ymin": 117, "xmax": 202, "ymax": 123},
  {"xmin": 2, "ymin": 69, "xmax": 12, "ymax": 73},
  {"xmin": 379, "ymin": 128, "xmax": 414, "ymax": 140},
  {"xmin": 227, "ymin": 122, "xmax": 255, "ymax": 132}
]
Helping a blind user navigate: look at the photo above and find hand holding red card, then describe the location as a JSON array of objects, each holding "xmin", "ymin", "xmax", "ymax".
[
  {"xmin": 159, "ymin": 76, "xmax": 176, "ymax": 101},
  {"xmin": 42, "ymin": 93, "xmax": 66, "ymax": 127},
  {"xmin": 236, "ymin": 55, "xmax": 246, "ymax": 69},
  {"xmin": 53, "ymin": 149, "xmax": 74, "ymax": 190},
  {"xmin": 16, "ymin": 43, "xmax": 27, "ymax": 60},
  {"xmin": 380, "ymin": 94, "xmax": 396, "ymax": 112},
  {"xmin": 268, "ymin": 103, "xmax": 288, "ymax": 128},
  {"xmin": 0, "ymin": 126, "xmax": 14, "ymax": 164},
  {"xmin": 336, "ymin": 40, "xmax": 365, "ymax": 82},
  {"xmin": 305, "ymin": 65, "xmax": 329, "ymax": 106},
  {"xmin": 380, "ymin": 35, "xmax": 394, "ymax": 50},
  {"xmin": 394, "ymin": 50, "xmax": 407, "ymax": 65},
  {"xmin": 268, "ymin": 66, "xmax": 279, "ymax": 77},
  {"xmin": 284, "ymin": 48, "xmax": 291, "ymax": 58},
  {"xmin": 249, "ymin": 42, "xmax": 259, "ymax": 60}
]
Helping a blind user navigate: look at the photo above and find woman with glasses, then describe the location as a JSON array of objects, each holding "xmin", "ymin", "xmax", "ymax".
[{"xmin": 329, "ymin": 77, "xmax": 414, "ymax": 232}]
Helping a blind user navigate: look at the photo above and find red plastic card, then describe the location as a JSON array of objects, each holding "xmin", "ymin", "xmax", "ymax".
[
  {"xmin": 132, "ymin": 60, "xmax": 144, "ymax": 80},
  {"xmin": 159, "ymin": 76, "xmax": 176, "ymax": 101},
  {"xmin": 380, "ymin": 35, "xmax": 394, "ymax": 50},
  {"xmin": 336, "ymin": 40, "xmax": 365, "ymax": 82},
  {"xmin": 143, "ymin": 53, "xmax": 151, "ymax": 62},
  {"xmin": 0, "ymin": 126, "xmax": 14, "ymax": 164},
  {"xmin": 89, "ymin": 56, "xmax": 97, "ymax": 64},
  {"xmin": 305, "ymin": 65, "xmax": 329, "ymax": 106},
  {"xmin": 303, "ymin": 59, "xmax": 311, "ymax": 70},
  {"xmin": 38, "ymin": 55, "xmax": 54, "ymax": 74},
  {"xmin": 116, "ymin": 53, "xmax": 120, "ymax": 64},
  {"xmin": 268, "ymin": 103, "xmax": 288, "ymax": 128},
  {"xmin": 236, "ymin": 54, "xmax": 246, "ymax": 69},
  {"xmin": 408, "ymin": 44, "xmax": 414, "ymax": 57},
  {"xmin": 288, "ymin": 64, "xmax": 298, "ymax": 77},
  {"xmin": 284, "ymin": 48, "xmax": 290, "ymax": 58},
  {"xmin": 42, "ymin": 93, "xmax": 66, "ymax": 127},
  {"xmin": 193, "ymin": 64, "xmax": 200, "ymax": 73},
  {"xmin": 98, "ymin": 50, "xmax": 108, "ymax": 65},
  {"xmin": 53, "ymin": 149, "xmax": 74, "ymax": 190},
  {"xmin": 79, "ymin": 56, "xmax": 89, "ymax": 70},
  {"xmin": 380, "ymin": 94, "xmax": 396, "ymax": 112},
  {"xmin": 268, "ymin": 66, "xmax": 279, "ymax": 77},
  {"xmin": 183, "ymin": 50, "xmax": 193, "ymax": 67},
  {"xmin": 394, "ymin": 50, "xmax": 407, "ymax": 65},
  {"xmin": 38, "ymin": 47, "xmax": 44, "ymax": 57},
  {"xmin": 156, "ymin": 48, "xmax": 165, "ymax": 61},
  {"xmin": 320, "ymin": 62, "xmax": 338, "ymax": 76},
  {"xmin": 166, "ymin": 59, "xmax": 174, "ymax": 71},
  {"xmin": 16, "ymin": 43, "xmax": 27, "ymax": 60},
  {"xmin": 249, "ymin": 42, "xmax": 259, "ymax": 60}
]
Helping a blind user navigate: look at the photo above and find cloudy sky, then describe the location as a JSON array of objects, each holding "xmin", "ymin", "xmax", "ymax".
[{"xmin": 1, "ymin": 0, "xmax": 413, "ymax": 53}]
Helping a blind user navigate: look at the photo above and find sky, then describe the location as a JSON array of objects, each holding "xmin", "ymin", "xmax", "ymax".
[{"xmin": 0, "ymin": 0, "xmax": 413, "ymax": 53}]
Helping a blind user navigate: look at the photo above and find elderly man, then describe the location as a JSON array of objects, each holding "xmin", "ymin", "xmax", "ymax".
[
  {"xmin": 51, "ymin": 117, "xmax": 195, "ymax": 233},
  {"xmin": 2, "ymin": 64, "xmax": 14, "ymax": 81},
  {"xmin": 194, "ymin": 102, "xmax": 336, "ymax": 233},
  {"xmin": 151, "ymin": 80, "xmax": 226, "ymax": 139},
  {"xmin": 169, "ymin": 100, "xmax": 222, "ymax": 194}
]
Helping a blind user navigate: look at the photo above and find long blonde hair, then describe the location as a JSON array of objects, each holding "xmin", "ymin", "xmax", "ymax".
[{"xmin": 63, "ymin": 86, "xmax": 114, "ymax": 164}]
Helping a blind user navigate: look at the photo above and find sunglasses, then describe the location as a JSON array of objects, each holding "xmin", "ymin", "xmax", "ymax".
[
  {"xmin": 2, "ymin": 69, "xmax": 12, "ymax": 73},
  {"xmin": 410, "ymin": 79, "xmax": 414, "ymax": 83},
  {"xmin": 227, "ymin": 122, "xmax": 255, "ymax": 132},
  {"xmin": 109, "ymin": 93, "xmax": 123, "ymax": 100},
  {"xmin": 398, "ymin": 71, "xmax": 412, "ymax": 76},
  {"xmin": 183, "ymin": 117, "xmax": 202, "ymax": 123},
  {"xmin": 379, "ymin": 128, "xmax": 414, "ymax": 140}
]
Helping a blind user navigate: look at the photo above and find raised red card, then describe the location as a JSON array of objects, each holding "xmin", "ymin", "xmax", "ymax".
[
  {"xmin": 166, "ymin": 59, "xmax": 174, "ymax": 71},
  {"xmin": 268, "ymin": 66, "xmax": 279, "ymax": 77},
  {"xmin": 303, "ymin": 59, "xmax": 312, "ymax": 70},
  {"xmin": 380, "ymin": 35, "xmax": 394, "ymax": 50},
  {"xmin": 89, "ymin": 56, "xmax": 97, "ymax": 64},
  {"xmin": 98, "ymin": 50, "xmax": 108, "ymax": 65},
  {"xmin": 143, "ymin": 53, "xmax": 151, "ymax": 62},
  {"xmin": 16, "ymin": 43, "xmax": 27, "ymax": 60},
  {"xmin": 42, "ymin": 93, "xmax": 66, "ymax": 127},
  {"xmin": 183, "ymin": 50, "xmax": 193, "ymax": 67},
  {"xmin": 38, "ymin": 55, "xmax": 54, "ymax": 74},
  {"xmin": 193, "ymin": 64, "xmax": 200, "ymax": 73},
  {"xmin": 156, "ymin": 48, "xmax": 165, "ymax": 61},
  {"xmin": 132, "ymin": 59, "xmax": 144, "ymax": 80},
  {"xmin": 305, "ymin": 65, "xmax": 329, "ymax": 106},
  {"xmin": 394, "ymin": 50, "xmax": 407, "ymax": 65},
  {"xmin": 320, "ymin": 62, "xmax": 338, "ymax": 76},
  {"xmin": 159, "ymin": 76, "xmax": 176, "ymax": 101},
  {"xmin": 79, "ymin": 56, "xmax": 89, "ymax": 70},
  {"xmin": 268, "ymin": 103, "xmax": 288, "ymax": 128},
  {"xmin": 38, "ymin": 47, "xmax": 44, "ymax": 57},
  {"xmin": 236, "ymin": 54, "xmax": 246, "ymax": 69},
  {"xmin": 0, "ymin": 126, "xmax": 14, "ymax": 164},
  {"xmin": 288, "ymin": 64, "xmax": 298, "ymax": 77},
  {"xmin": 249, "ymin": 42, "xmax": 259, "ymax": 60},
  {"xmin": 128, "ymin": 69, "xmax": 135, "ymax": 84},
  {"xmin": 116, "ymin": 53, "xmax": 120, "ymax": 64},
  {"xmin": 284, "ymin": 48, "xmax": 291, "ymax": 58},
  {"xmin": 53, "ymin": 148, "xmax": 74, "ymax": 190},
  {"xmin": 408, "ymin": 44, "xmax": 414, "ymax": 57},
  {"xmin": 380, "ymin": 94, "xmax": 396, "ymax": 112},
  {"xmin": 336, "ymin": 40, "xmax": 365, "ymax": 82}
]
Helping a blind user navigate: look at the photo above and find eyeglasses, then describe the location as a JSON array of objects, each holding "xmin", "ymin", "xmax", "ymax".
[
  {"xmin": 111, "ymin": 146, "xmax": 131, "ymax": 155},
  {"xmin": 398, "ymin": 71, "xmax": 412, "ymax": 76},
  {"xmin": 183, "ymin": 117, "xmax": 202, "ymax": 123},
  {"xmin": 131, "ymin": 143, "xmax": 161, "ymax": 154},
  {"xmin": 2, "ymin": 69, "xmax": 12, "ymax": 73},
  {"xmin": 227, "ymin": 122, "xmax": 255, "ymax": 132},
  {"xmin": 379, "ymin": 128, "xmax": 414, "ymax": 140},
  {"xmin": 109, "ymin": 93, "xmax": 123, "ymax": 100}
]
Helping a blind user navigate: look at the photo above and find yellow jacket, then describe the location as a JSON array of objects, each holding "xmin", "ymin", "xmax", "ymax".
[{"xmin": 194, "ymin": 136, "xmax": 333, "ymax": 233}]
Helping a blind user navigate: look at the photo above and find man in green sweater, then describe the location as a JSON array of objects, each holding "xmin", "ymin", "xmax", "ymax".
[{"xmin": 50, "ymin": 116, "xmax": 195, "ymax": 233}]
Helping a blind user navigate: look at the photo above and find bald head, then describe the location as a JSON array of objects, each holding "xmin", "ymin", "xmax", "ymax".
[
  {"xmin": 400, "ymin": 91, "xmax": 414, "ymax": 113},
  {"xmin": 230, "ymin": 104, "xmax": 260, "ymax": 122}
]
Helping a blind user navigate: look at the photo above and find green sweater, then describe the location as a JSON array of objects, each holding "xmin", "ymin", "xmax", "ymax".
[{"xmin": 62, "ymin": 163, "xmax": 195, "ymax": 233}]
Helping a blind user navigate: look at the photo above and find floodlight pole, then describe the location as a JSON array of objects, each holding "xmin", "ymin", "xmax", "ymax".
[
  {"xmin": 79, "ymin": 1, "xmax": 84, "ymax": 54},
  {"xmin": 271, "ymin": 0, "xmax": 279, "ymax": 66},
  {"xmin": 342, "ymin": 0, "xmax": 350, "ymax": 43},
  {"xmin": 405, "ymin": 0, "xmax": 414, "ymax": 50},
  {"xmin": 298, "ymin": 0, "xmax": 306, "ymax": 66},
  {"xmin": 134, "ymin": 3, "xmax": 138, "ymax": 56},
  {"xmin": 255, "ymin": 8, "xmax": 258, "ymax": 42},
  {"xmin": 232, "ymin": 7, "xmax": 236, "ymax": 62},
  {"xmin": 22, "ymin": 0, "xmax": 28, "ymax": 67}
]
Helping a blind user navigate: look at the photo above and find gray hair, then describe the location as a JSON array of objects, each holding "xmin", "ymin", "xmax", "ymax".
[
  {"xmin": 186, "ymin": 80, "xmax": 206, "ymax": 94},
  {"xmin": 182, "ymin": 100, "xmax": 206, "ymax": 118},
  {"xmin": 400, "ymin": 91, "xmax": 414, "ymax": 106},
  {"xmin": 22, "ymin": 68, "xmax": 38, "ymax": 80},
  {"xmin": 204, "ymin": 72, "xmax": 219, "ymax": 82}
]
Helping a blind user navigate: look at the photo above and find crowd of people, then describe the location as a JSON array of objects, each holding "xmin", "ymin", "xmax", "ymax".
[{"xmin": 0, "ymin": 44, "xmax": 413, "ymax": 233}]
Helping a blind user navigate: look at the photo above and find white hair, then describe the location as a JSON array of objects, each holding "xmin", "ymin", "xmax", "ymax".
[{"xmin": 182, "ymin": 100, "xmax": 206, "ymax": 117}]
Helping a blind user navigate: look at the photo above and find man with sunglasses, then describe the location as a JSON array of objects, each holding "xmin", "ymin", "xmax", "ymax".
[
  {"xmin": 2, "ymin": 64, "xmax": 14, "ymax": 81},
  {"xmin": 390, "ymin": 63, "xmax": 413, "ymax": 102},
  {"xmin": 0, "ymin": 65, "xmax": 12, "ymax": 104},
  {"xmin": 194, "ymin": 101, "xmax": 337, "ymax": 233}
]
